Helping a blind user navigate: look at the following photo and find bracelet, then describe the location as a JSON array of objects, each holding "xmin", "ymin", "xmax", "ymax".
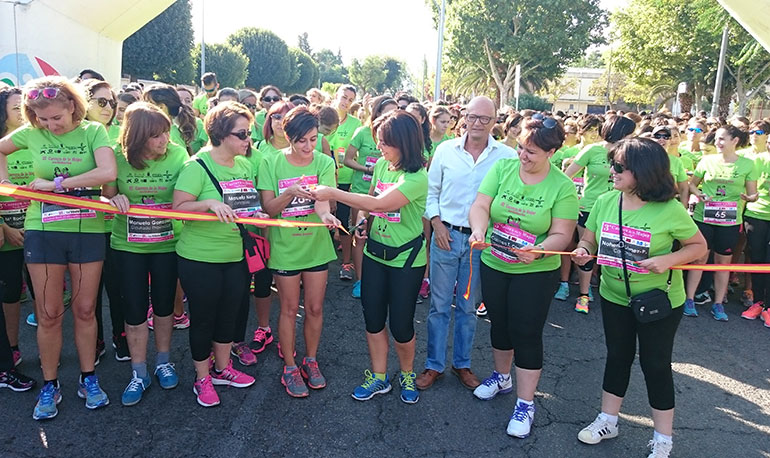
[
  {"xmin": 536, "ymin": 244, "xmax": 545, "ymax": 260},
  {"xmin": 54, "ymin": 176, "xmax": 65, "ymax": 192}
]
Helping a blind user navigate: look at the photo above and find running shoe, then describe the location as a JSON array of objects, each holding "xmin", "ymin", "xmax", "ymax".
[
  {"xmin": 419, "ymin": 279, "xmax": 430, "ymax": 299},
  {"xmin": 741, "ymin": 302, "xmax": 764, "ymax": 320},
  {"xmin": 300, "ymin": 357, "xmax": 327, "ymax": 389},
  {"xmin": 210, "ymin": 360, "xmax": 255, "ymax": 388},
  {"xmin": 154, "ymin": 362, "xmax": 179, "ymax": 389},
  {"xmin": 575, "ymin": 295, "xmax": 589, "ymax": 314},
  {"xmin": 741, "ymin": 290, "xmax": 754, "ymax": 308},
  {"xmin": 554, "ymin": 282, "xmax": 570, "ymax": 301},
  {"xmin": 577, "ymin": 414, "xmax": 619, "ymax": 444},
  {"xmin": 147, "ymin": 305, "xmax": 154, "ymax": 330},
  {"xmin": 250, "ymin": 327, "xmax": 274, "ymax": 354},
  {"xmin": 193, "ymin": 375, "xmax": 219, "ymax": 407},
  {"xmin": 476, "ymin": 303, "xmax": 487, "ymax": 317},
  {"xmin": 694, "ymin": 291, "xmax": 711, "ymax": 305},
  {"xmin": 281, "ymin": 366, "xmax": 309, "ymax": 398},
  {"xmin": 112, "ymin": 333, "xmax": 131, "ymax": 362},
  {"xmin": 683, "ymin": 299, "xmax": 698, "ymax": 317},
  {"xmin": 77, "ymin": 375, "xmax": 110, "ymax": 409},
  {"xmin": 231, "ymin": 342, "xmax": 257, "ymax": 366},
  {"xmin": 507, "ymin": 401, "xmax": 535, "ymax": 438},
  {"xmin": 0, "ymin": 368, "xmax": 36, "ymax": 392},
  {"xmin": 352, "ymin": 280, "xmax": 361, "ymax": 299},
  {"xmin": 339, "ymin": 263, "xmax": 354, "ymax": 281},
  {"xmin": 26, "ymin": 313, "xmax": 37, "ymax": 327},
  {"xmin": 173, "ymin": 312, "xmax": 190, "ymax": 329},
  {"xmin": 121, "ymin": 371, "xmax": 151, "ymax": 406},
  {"xmin": 647, "ymin": 438, "xmax": 673, "ymax": 458},
  {"xmin": 399, "ymin": 371, "xmax": 419, "ymax": 404},
  {"xmin": 588, "ymin": 288, "xmax": 594, "ymax": 302},
  {"xmin": 32, "ymin": 382, "xmax": 61, "ymax": 420},
  {"xmin": 760, "ymin": 308, "xmax": 770, "ymax": 328},
  {"xmin": 711, "ymin": 303, "xmax": 728, "ymax": 321},
  {"xmin": 95, "ymin": 339, "xmax": 106, "ymax": 366},
  {"xmin": 12, "ymin": 349, "xmax": 21, "ymax": 367},
  {"xmin": 352, "ymin": 370, "xmax": 391, "ymax": 401},
  {"xmin": 473, "ymin": 371, "xmax": 512, "ymax": 400}
]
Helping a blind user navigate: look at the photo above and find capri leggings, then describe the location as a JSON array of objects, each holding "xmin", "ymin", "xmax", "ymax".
[
  {"xmin": 95, "ymin": 242, "xmax": 125, "ymax": 340},
  {"xmin": 178, "ymin": 256, "xmax": 249, "ymax": 362},
  {"xmin": 113, "ymin": 250, "xmax": 178, "ymax": 326},
  {"xmin": 744, "ymin": 216, "xmax": 770, "ymax": 305},
  {"xmin": 600, "ymin": 297, "xmax": 683, "ymax": 410},
  {"xmin": 0, "ymin": 250, "xmax": 24, "ymax": 303},
  {"xmin": 480, "ymin": 263, "xmax": 558, "ymax": 370},
  {"xmin": 233, "ymin": 268, "xmax": 273, "ymax": 343},
  {"xmin": 360, "ymin": 255, "xmax": 423, "ymax": 343}
]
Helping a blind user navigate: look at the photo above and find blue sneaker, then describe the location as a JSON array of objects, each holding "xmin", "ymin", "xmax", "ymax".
[
  {"xmin": 26, "ymin": 313, "xmax": 37, "ymax": 327},
  {"xmin": 554, "ymin": 282, "xmax": 569, "ymax": 301},
  {"xmin": 33, "ymin": 382, "xmax": 62, "ymax": 420},
  {"xmin": 352, "ymin": 370, "xmax": 391, "ymax": 401},
  {"xmin": 711, "ymin": 303, "xmax": 728, "ymax": 321},
  {"xmin": 399, "ymin": 371, "xmax": 419, "ymax": 404},
  {"xmin": 352, "ymin": 280, "xmax": 361, "ymax": 299},
  {"xmin": 77, "ymin": 375, "xmax": 110, "ymax": 409},
  {"xmin": 588, "ymin": 288, "xmax": 594, "ymax": 302},
  {"xmin": 683, "ymin": 299, "xmax": 698, "ymax": 317},
  {"xmin": 154, "ymin": 362, "xmax": 179, "ymax": 389},
  {"xmin": 121, "ymin": 372, "xmax": 151, "ymax": 406}
]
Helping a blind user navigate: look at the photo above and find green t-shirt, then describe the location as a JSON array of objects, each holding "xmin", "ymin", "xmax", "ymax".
[
  {"xmin": 252, "ymin": 110, "xmax": 267, "ymax": 143},
  {"xmin": 586, "ymin": 190, "xmax": 698, "ymax": 307},
  {"xmin": 669, "ymin": 154, "xmax": 688, "ymax": 183},
  {"xmin": 574, "ymin": 143, "xmax": 612, "ymax": 212},
  {"xmin": 257, "ymin": 151, "xmax": 337, "ymax": 271},
  {"xmin": 10, "ymin": 121, "xmax": 111, "ymax": 233},
  {"xmin": 349, "ymin": 126, "xmax": 381, "ymax": 194},
  {"xmin": 110, "ymin": 143, "xmax": 188, "ymax": 254},
  {"xmin": 0, "ymin": 149, "xmax": 34, "ymax": 251},
  {"xmin": 192, "ymin": 93, "xmax": 209, "ymax": 116},
  {"xmin": 675, "ymin": 153, "xmax": 695, "ymax": 173},
  {"xmin": 551, "ymin": 144, "xmax": 580, "ymax": 170},
  {"xmin": 328, "ymin": 114, "xmax": 362, "ymax": 185},
  {"xmin": 427, "ymin": 133, "xmax": 452, "ymax": 161},
  {"xmin": 175, "ymin": 150, "xmax": 260, "ymax": 263},
  {"xmin": 314, "ymin": 132, "xmax": 325, "ymax": 154},
  {"xmin": 364, "ymin": 159, "xmax": 428, "ymax": 269},
  {"xmin": 478, "ymin": 159, "xmax": 578, "ymax": 274},
  {"xmin": 170, "ymin": 118, "xmax": 208, "ymax": 155},
  {"xmin": 107, "ymin": 123, "xmax": 120, "ymax": 144},
  {"xmin": 692, "ymin": 154, "xmax": 758, "ymax": 226},
  {"xmin": 256, "ymin": 140, "xmax": 282, "ymax": 157},
  {"xmin": 745, "ymin": 152, "xmax": 770, "ymax": 221}
]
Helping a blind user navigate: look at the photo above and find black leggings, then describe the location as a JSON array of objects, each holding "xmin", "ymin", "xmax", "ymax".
[
  {"xmin": 96, "ymin": 242, "xmax": 125, "ymax": 340},
  {"xmin": 480, "ymin": 263, "xmax": 558, "ymax": 370},
  {"xmin": 601, "ymin": 297, "xmax": 683, "ymax": 410},
  {"xmin": 360, "ymin": 255, "xmax": 423, "ymax": 343},
  {"xmin": 113, "ymin": 250, "xmax": 177, "ymax": 326},
  {"xmin": 0, "ymin": 250, "xmax": 24, "ymax": 303},
  {"xmin": 745, "ymin": 216, "xmax": 770, "ymax": 305},
  {"xmin": 178, "ymin": 256, "xmax": 249, "ymax": 362},
  {"xmin": 0, "ymin": 281, "xmax": 13, "ymax": 372},
  {"xmin": 233, "ymin": 268, "xmax": 272, "ymax": 342}
]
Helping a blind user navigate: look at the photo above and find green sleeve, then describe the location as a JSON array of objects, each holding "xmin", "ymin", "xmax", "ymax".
[
  {"xmin": 257, "ymin": 155, "xmax": 276, "ymax": 192},
  {"xmin": 318, "ymin": 154, "xmax": 336, "ymax": 187},
  {"xmin": 668, "ymin": 201, "xmax": 699, "ymax": 241},
  {"xmin": 191, "ymin": 119, "xmax": 209, "ymax": 154},
  {"xmin": 90, "ymin": 123, "xmax": 112, "ymax": 150},
  {"xmin": 477, "ymin": 160, "xmax": 502, "ymax": 197},
  {"xmin": 9, "ymin": 125, "xmax": 31, "ymax": 149},
  {"xmin": 552, "ymin": 178, "xmax": 580, "ymax": 220},
  {"xmin": 395, "ymin": 170, "xmax": 428, "ymax": 201},
  {"xmin": 585, "ymin": 194, "xmax": 607, "ymax": 233},
  {"xmin": 174, "ymin": 160, "xmax": 205, "ymax": 198},
  {"xmin": 350, "ymin": 127, "xmax": 367, "ymax": 150},
  {"xmin": 747, "ymin": 158, "xmax": 760, "ymax": 181},
  {"xmin": 671, "ymin": 156, "xmax": 687, "ymax": 183},
  {"xmin": 693, "ymin": 160, "xmax": 706, "ymax": 179},
  {"xmin": 574, "ymin": 144, "xmax": 595, "ymax": 167}
]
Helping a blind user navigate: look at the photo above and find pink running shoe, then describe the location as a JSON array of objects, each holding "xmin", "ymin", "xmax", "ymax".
[
  {"xmin": 210, "ymin": 360, "xmax": 255, "ymax": 388},
  {"xmin": 173, "ymin": 312, "xmax": 190, "ymax": 330},
  {"xmin": 250, "ymin": 327, "xmax": 274, "ymax": 354},
  {"xmin": 193, "ymin": 375, "xmax": 220, "ymax": 407},
  {"xmin": 12, "ymin": 349, "xmax": 21, "ymax": 367},
  {"xmin": 231, "ymin": 342, "xmax": 257, "ymax": 366},
  {"xmin": 742, "ymin": 302, "xmax": 764, "ymax": 320},
  {"xmin": 419, "ymin": 278, "xmax": 430, "ymax": 299}
]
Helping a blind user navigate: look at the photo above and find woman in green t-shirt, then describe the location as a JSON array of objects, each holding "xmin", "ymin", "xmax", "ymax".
[
  {"xmin": 256, "ymin": 101, "xmax": 294, "ymax": 156},
  {"xmin": 143, "ymin": 84, "xmax": 208, "ymax": 155},
  {"xmin": 571, "ymin": 138, "xmax": 706, "ymax": 457},
  {"xmin": 252, "ymin": 85, "xmax": 282, "ymax": 143},
  {"xmin": 0, "ymin": 76, "xmax": 118, "ymax": 420},
  {"xmin": 103, "ymin": 102, "xmax": 187, "ymax": 406},
  {"xmin": 427, "ymin": 106, "xmax": 453, "ymax": 166},
  {"xmin": 314, "ymin": 111, "xmax": 428, "ymax": 405},
  {"xmin": 468, "ymin": 116, "xmax": 578, "ymax": 439},
  {"xmin": 173, "ymin": 102, "xmax": 261, "ymax": 407}
]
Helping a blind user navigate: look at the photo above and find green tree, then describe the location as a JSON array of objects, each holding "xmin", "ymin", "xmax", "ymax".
[
  {"xmin": 285, "ymin": 48, "xmax": 320, "ymax": 94},
  {"xmin": 571, "ymin": 50, "xmax": 605, "ymax": 68},
  {"xmin": 516, "ymin": 93, "xmax": 551, "ymax": 111},
  {"xmin": 192, "ymin": 42, "xmax": 249, "ymax": 88},
  {"xmin": 537, "ymin": 77, "xmax": 580, "ymax": 110},
  {"xmin": 349, "ymin": 56, "xmax": 386, "ymax": 95},
  {"xmin": 588, "ymin": 71, "xmax": 628, "ymax": 109},
  {"xmin": 439, "ymin": 0, "xmax": 606, "ymax": 106},
  {"xmin": 228, "ymin": 27, "xmax": 291, "ymax": 90},
  {"xmin": 316, "ymin": 48, "xmax": 348, "ymax": 84},
  {"xmin": 122, "ymin": 0, "xmax": 195, "ymax": 84},
  {"xmin": 380, "ymin": 57, "xmax": 408, "ymax": 94}
]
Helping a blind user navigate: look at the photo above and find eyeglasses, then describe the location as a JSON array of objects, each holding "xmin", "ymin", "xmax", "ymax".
[
  {"xmin": 653, "ymin": 133, "xmax": 671, "ymax": 140},
  {"xmin": 531, "ymin": 113, "xmax": 557, "ymax": 129},
  {"xmin": 229, "ymin": 130, "xmax": 249, "ymax": 141},
  {"xmin": 245, "ymin": 103, "xmax": 258, "ymax": 111},
  {"xmin": 270, "ymin": 113, "xmax": 284, "ymax": 121},
  {"xmin": 27, "ymin": 87, "xmax": 60, "ymax": 100},
  {"xmin": 262, "ymin": 96, "xmax": 281, "ymax": 103},
  {"xmin": 750, "ymin": 130, "xmax": 766, "ymax": 135},
  {"xmin": 610, "ymin": 161, "xmax": 627, "ymax": 174},
  {"xmin": 398, "ymin": 105, "xmax": 408, "ymax": 110},
  {"xmin": 92, "ymin": 97, "xmax": 117, "ymax": 109},
  {"xmin": 687, "ymin": 127, "xmax": 703, "ymax": 133},
  {"xmin": 466, "ymin": 114, "xmax": 493, "ymax": 125}
]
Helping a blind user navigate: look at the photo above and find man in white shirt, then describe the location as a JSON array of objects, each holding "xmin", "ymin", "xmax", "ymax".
[{"xmin": 417, "ymin": 96, "xmax": 516, "ymax": 390}]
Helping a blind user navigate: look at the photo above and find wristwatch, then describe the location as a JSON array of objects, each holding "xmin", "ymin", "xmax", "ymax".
[
  {"xmin": 54, "ymin": 176, "xmax": 65, "ymax": 192},
  {"xmin": 536, "ymin": 243, "xmax": 545, "ymax": 260}
]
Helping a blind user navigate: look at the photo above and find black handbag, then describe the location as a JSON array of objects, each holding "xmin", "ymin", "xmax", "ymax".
[{"xmin": 618, "ymin": 194, "xmax": 673, "ymax": 323}]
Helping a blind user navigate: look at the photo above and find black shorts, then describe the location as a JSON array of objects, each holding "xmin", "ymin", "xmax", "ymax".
[
  {"xmin": 23, "ymin": 231, "xmax": 106, "ymax": 264},
  {"xmin": 272, "ymin": 263, "xmax": 328, "ymax": 277},
  {"xmin": 695, "ymin": 220, "xmax": 740, "ymax": 256},
  {"xmin": 577, "ymin": 211, "xmax": 590, "ymax": 228},
  {"xmin": 336, "ymin": 183, "xmax": 351, "ymax": 234}
]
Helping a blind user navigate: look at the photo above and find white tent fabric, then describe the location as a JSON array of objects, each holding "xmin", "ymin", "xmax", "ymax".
[{"xmin": 718, "ymin": 0, "xmax": 770, "ymax": 52}]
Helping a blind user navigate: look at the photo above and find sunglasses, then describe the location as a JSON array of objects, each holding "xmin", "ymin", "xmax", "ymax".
[
  {"xmin": 611, "ymin": 161, "xmax": 627, "ymax": 174},
  {"xmin": 262, "ymin": 96, "xmax": 281, "ymax": 103},
  {"xmin": 687, "ymin": 127, "xmax": 703, "ymax": 133},
  {"xmin": 653, "ymin": 133, "xmax": 671, "ymax": 140},
  {"xmin": 204, "ymin": 87, "xmax": 218, "ymax": 93},
  {"xmin": 750, "ymin": 130, "xmax": 766, "ymax": 135},
  {"xmin": 229, "ymin": 130, "xmax": 249, "ymax": 141},
  {"xmin": 245, "ymin": 103, "xmax": 258, "ymax": 111},
  {"xmin": 27, "ymin": 87, "xmax": 60, "ymax": 100},
  {"xmin": 270, "ymin": 113, "xmax": 284, "ymax": 121},
  {"xmin": 466, "ymin": 114, "xmax": 493, "ymax": 125},
  {"xmin": 92, "ymin": 97, "xmax": 117, "ymax": 109},
  {"xmin": 450, "ymin": 116, "xmax": 458, "ymax": 121},
  {"xmin": 532, "ymin": 113, "xmax": 557, "ymax": 128}
]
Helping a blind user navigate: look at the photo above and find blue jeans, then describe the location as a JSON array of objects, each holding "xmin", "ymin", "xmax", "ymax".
[{"xmin": 425, "ymin": 229, "xmax": 481, "ymax": 372}]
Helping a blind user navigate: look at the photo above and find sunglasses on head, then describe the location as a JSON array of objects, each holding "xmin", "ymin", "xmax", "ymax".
[
  {"xmin": 750, "ymin": 130, "xmax": 766, "ymax": 135},
  {"xmin": 92, "ymin": 97, "xmax": 117, "ymax": 109},
  {"xmin": 611, "ymin": 160, "xmax": 627, "ymax": 174},
  {"xmin": 27, "ymin": 87, "xmax": 60, "ymax": 100},
  {"xmin": 532, "ymin": 113, "xmax": 557, "ymax": 129},
  {"xmin": 262, "ymin": 96, "xmax": 281, "ymax": 103},
  {"xmin": 687, "ymin": 127, "xmax": 703, "ymax": 133},
  {"xmin": 229, "ymin": 130, "xmax": 249, "ymax": 141},
  {"xmin": 653, "ymin": 133, "xmax": 671, "ymax": 140}
]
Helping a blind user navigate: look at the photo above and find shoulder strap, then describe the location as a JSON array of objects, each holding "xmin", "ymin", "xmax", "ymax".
[{"xmin": 195, "ymin": 157, "xmax": 250, "ymax": 239}]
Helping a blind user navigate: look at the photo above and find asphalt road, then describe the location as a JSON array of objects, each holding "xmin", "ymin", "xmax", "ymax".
[{"xmin": 1, "ymin": 261, "xmax": 769, "ymax": 458}]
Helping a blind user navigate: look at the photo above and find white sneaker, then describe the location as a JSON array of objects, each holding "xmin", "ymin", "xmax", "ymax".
[
  {"xmin": 577, "ymin": 414, "xmax": 619, "ymax": 444},
  {"xmin": 506, "ymin": 401, "xmax": 535, "ymax": 438},
  {"xmin": 647, "ymin": 438, "xmax": 673, "ymax": 458},
  {"xmin": 473, "ymin": 371, "xmax": 512, "ymax": 400}
]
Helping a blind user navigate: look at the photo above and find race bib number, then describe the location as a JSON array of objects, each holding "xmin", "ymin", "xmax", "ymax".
[
  {"xmin": 41, "ymin": 203, "xmax": 96, "ymax": 223},
  {"xmin": 0, "ymin": 200, "xmax": 29, "ymax": 229},
  {"xmin": 278, "ymin": 176, "xmax": 318, "ymax": 218},
  {"xmin": 335, "ymin": 147, "xmax": 346, "ymax": 169},
  {"xmin": 371, "ymin": 180, "xmax": 400, "ymax": 222},
  {"xmin": 597, "ymin": 222, "xmax": 651, "ymax": 274},
  {"xmin": 573, "ymin": 177, "xmax": 584, "ymax": 197},
  {"xmin": 221, "ymin": 179, "xmax": 260, "ymax": 216},
  {"xmin": 127, "ymin": 203, "xmax": 174, "ymax": 243},
  {"xmin": 703, "ymin": 201, "xmax": 737, "ymax": 225},
  {"xmin": 363, "ymin": 156, "xmax": 378, "ymax": 182},
  {"xmin": 489, "ymin": 223, "xmax": 536, "ymax": 264}
]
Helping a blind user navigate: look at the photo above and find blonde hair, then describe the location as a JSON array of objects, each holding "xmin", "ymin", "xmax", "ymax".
[{"xmin": 22, "ymin": 76, "xmax": 87, "ymax": 129}]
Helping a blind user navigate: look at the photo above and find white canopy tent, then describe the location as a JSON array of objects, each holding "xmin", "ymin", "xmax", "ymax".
[{"xmin": 718, "ymin": 0, "xmax": 770, "ymax": 52}]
